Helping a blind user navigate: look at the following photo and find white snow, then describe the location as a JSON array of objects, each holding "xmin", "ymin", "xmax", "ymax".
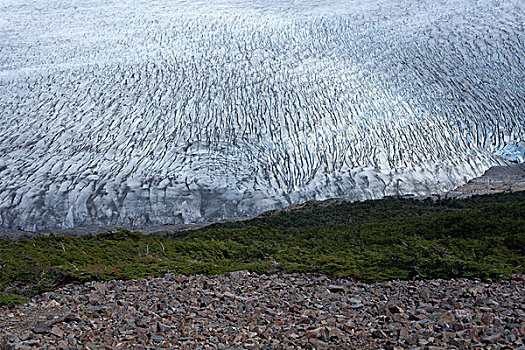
[{"xmin": 0, "ymin": 0, "xmax": 524, "ymax": 230}]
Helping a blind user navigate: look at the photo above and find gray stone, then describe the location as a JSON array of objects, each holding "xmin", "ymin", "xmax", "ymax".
[{"xmin": 327, "ymin": 285, "xmax": 345, "ymax": 293}]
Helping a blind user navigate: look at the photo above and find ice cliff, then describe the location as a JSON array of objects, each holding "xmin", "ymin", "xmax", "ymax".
[{"xmin": 0, "ymin": 0, "xmax": 524, "ymax": 230}]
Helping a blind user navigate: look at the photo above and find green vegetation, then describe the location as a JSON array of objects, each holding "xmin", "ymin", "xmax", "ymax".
[{"xmin": 0, "ymin": 192, "xmax": 524, "ymax": 306}]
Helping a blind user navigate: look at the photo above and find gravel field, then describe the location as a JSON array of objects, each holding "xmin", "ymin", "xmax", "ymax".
[{"xmin": 1, "ymin": 272, "xmax": 524, "ymax": 349}]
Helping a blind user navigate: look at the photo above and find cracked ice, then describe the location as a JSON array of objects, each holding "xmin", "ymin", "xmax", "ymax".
[{"xmin": 0, "ymin": 0, "xmax": 524, "ymax": 230}]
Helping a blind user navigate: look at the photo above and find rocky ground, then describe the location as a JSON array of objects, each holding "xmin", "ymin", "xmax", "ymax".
[
  {"xmin": 446, "ymin": 163, "xmax": 525, "ymax": 199},
  {"xmin": 1, "ymin": 272, "xmax": 524, "ymax": 349}
]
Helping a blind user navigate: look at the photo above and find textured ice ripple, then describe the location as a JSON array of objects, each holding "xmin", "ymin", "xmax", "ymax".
[{"xmin": 0, "ymin": 0, "xmax": 524, "ymax": 231}]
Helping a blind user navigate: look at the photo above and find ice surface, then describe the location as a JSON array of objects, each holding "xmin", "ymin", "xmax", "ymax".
[
  {"xmin": 0, "ymin": 0, "xmax": 524, "ymax": 230},
  {"xmin": 501, "ymin": 143, "xmax": 525, "ymax": 163}
]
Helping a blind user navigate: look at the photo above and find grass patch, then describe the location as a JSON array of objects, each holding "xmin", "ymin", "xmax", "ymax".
[{"xmin": 0, "ymin": 192, "xmax": 523, "ymax": 306}]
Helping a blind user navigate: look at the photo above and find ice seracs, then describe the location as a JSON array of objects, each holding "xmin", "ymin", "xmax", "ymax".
[{"xmin": 0, "ymin": 0, "xmax": 524, "ymax": 231}]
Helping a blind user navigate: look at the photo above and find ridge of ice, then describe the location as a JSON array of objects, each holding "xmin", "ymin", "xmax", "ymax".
[{"xmin": 0, "ymin": 0, "xmax": 524, "ymax": 230}]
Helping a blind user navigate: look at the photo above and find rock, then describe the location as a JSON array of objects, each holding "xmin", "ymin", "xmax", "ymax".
[
  {"xmin": 150, "ymin": 334, "xmax": 164, "ymax": 343},
  {"xmin": 61, "ymin": 314, "xmax": 82, "ymax": 323},
  {"xmin": 349, "ymin": 297, "xmax": 363, "ymax": 304},
  {"xmin": 264, "ymin": 307, "xmax": 276, "ymax": 316},
  {"xmin": 342, "ymin": 323, "xmax": 354, "ymax": 334},
  {"xmin": 327, "ymin": 285, "xmax": 345, "ymax": 293},
  {"xmin": 94, "ymin": 282, "xmax": 109, "ymax": 295},
  {"xmin": 86, "ymin": 342, "xmax": 98, "ymax": 350},
  {"xmin": 0, "ymin": 273, "xmax": 523, "ymax": 349},
  {"xmin": 481, "ymin": 313, "xmax": 495, "ymax": 324},
  {"xmin": 45, "ymin": 300, "xmax": 61, "ymax": 308},
  {"xmin": 399, "ymin": 327, "xmax": 409, "ymax": 337},
  {"xmin": 222, "ymin": 292, "xmax": 235, "ymax": 299},
  {"xmin": 51, "ymin": 325, "xmax": 64, "ymax": 337},
  {"xmin": 157, "ymin": 323, "xmax": 171, "ymax": 332},
  {"xmin": 18, "ymin": 331, "xmax": 32, "ymax": 341},
  {"xmin": 482, "ymin": 333, "xmax": 502, "ymax": 344},
  {"xmin": 389, "ymin": 305, "xmax": 405, "ymax": 314},
  {"xmin": 32, "ymin": 322, "xmax": 52, "ymax": 334},
  {"xmin": 405, "ymin": 335, "xmax": 418, "ymax": 345},
  {"xmin": 327, "ymin": 327, "xmax": 343, "ymax": 339},
  {"xmin": 308, "ymin": 337, "xmax": 329, "ymax": 348},
  {"xmin": 13, "ymin": 340, "xmax": 41, "ymax": 350},
  {"xmin": 88, "ymin": 295, "xmax": 102, "ymax": 306},
  {"xmin": 439, "ymin": 311, "xmax": 455, "ymax": 323},
  {"xmin": 305, "ymin": 327, "xmax": 330, "ymax": 341},
  {"xmin": 14, "ymin": 340, "xmax": 41, "ymax": 346}
]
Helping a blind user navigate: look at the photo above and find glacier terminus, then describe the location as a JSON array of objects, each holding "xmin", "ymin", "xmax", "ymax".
[{"xmin": 0, "ymin": 0, "xmax": 524, "ymax": 231}]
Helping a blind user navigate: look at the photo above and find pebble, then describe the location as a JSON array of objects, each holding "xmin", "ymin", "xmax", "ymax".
[{"xmin": 0, "ymin": 272, "xmax": 524, "ymax": 349}]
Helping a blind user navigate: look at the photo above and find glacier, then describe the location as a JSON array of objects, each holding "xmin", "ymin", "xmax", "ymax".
[
  {"xmin": 500, "ymin": 143, "xmax": 525, "ymax": 163},
  {"xmin": 0, "ymin": 0, "xmax": 524, "ymax": 231}
]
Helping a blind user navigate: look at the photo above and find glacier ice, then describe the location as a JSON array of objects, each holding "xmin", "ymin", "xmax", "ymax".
[
  {"xmin": 0, "ymin": 0, "xmax": 524, "ymax": 231},
  {"xmin": 500, "ymin": 143, "xmax": 525, "ymax": 163}
]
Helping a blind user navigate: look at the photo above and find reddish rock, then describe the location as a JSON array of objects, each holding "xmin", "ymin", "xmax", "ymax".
[
  {"xmin": 398, "ymin": 327, "xmax": 409, "ymax": 337},
  {"xmin": 0, "ymin": 273, "xmax": 523, "ymax": 349},
  {"xmin": 50, "ymin": 326, "xmax": 64, "ymax": 338},
  {"xmin": 440, "ymin": 311, "xmax": 456, "ymax": 323},
  {"xmin": 341, "ymin": 323, "xmax": 354, "ymax": 334},
  {"xmin": 304, "ymin": 327, "xmax": 329, "ymax": 341}
]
